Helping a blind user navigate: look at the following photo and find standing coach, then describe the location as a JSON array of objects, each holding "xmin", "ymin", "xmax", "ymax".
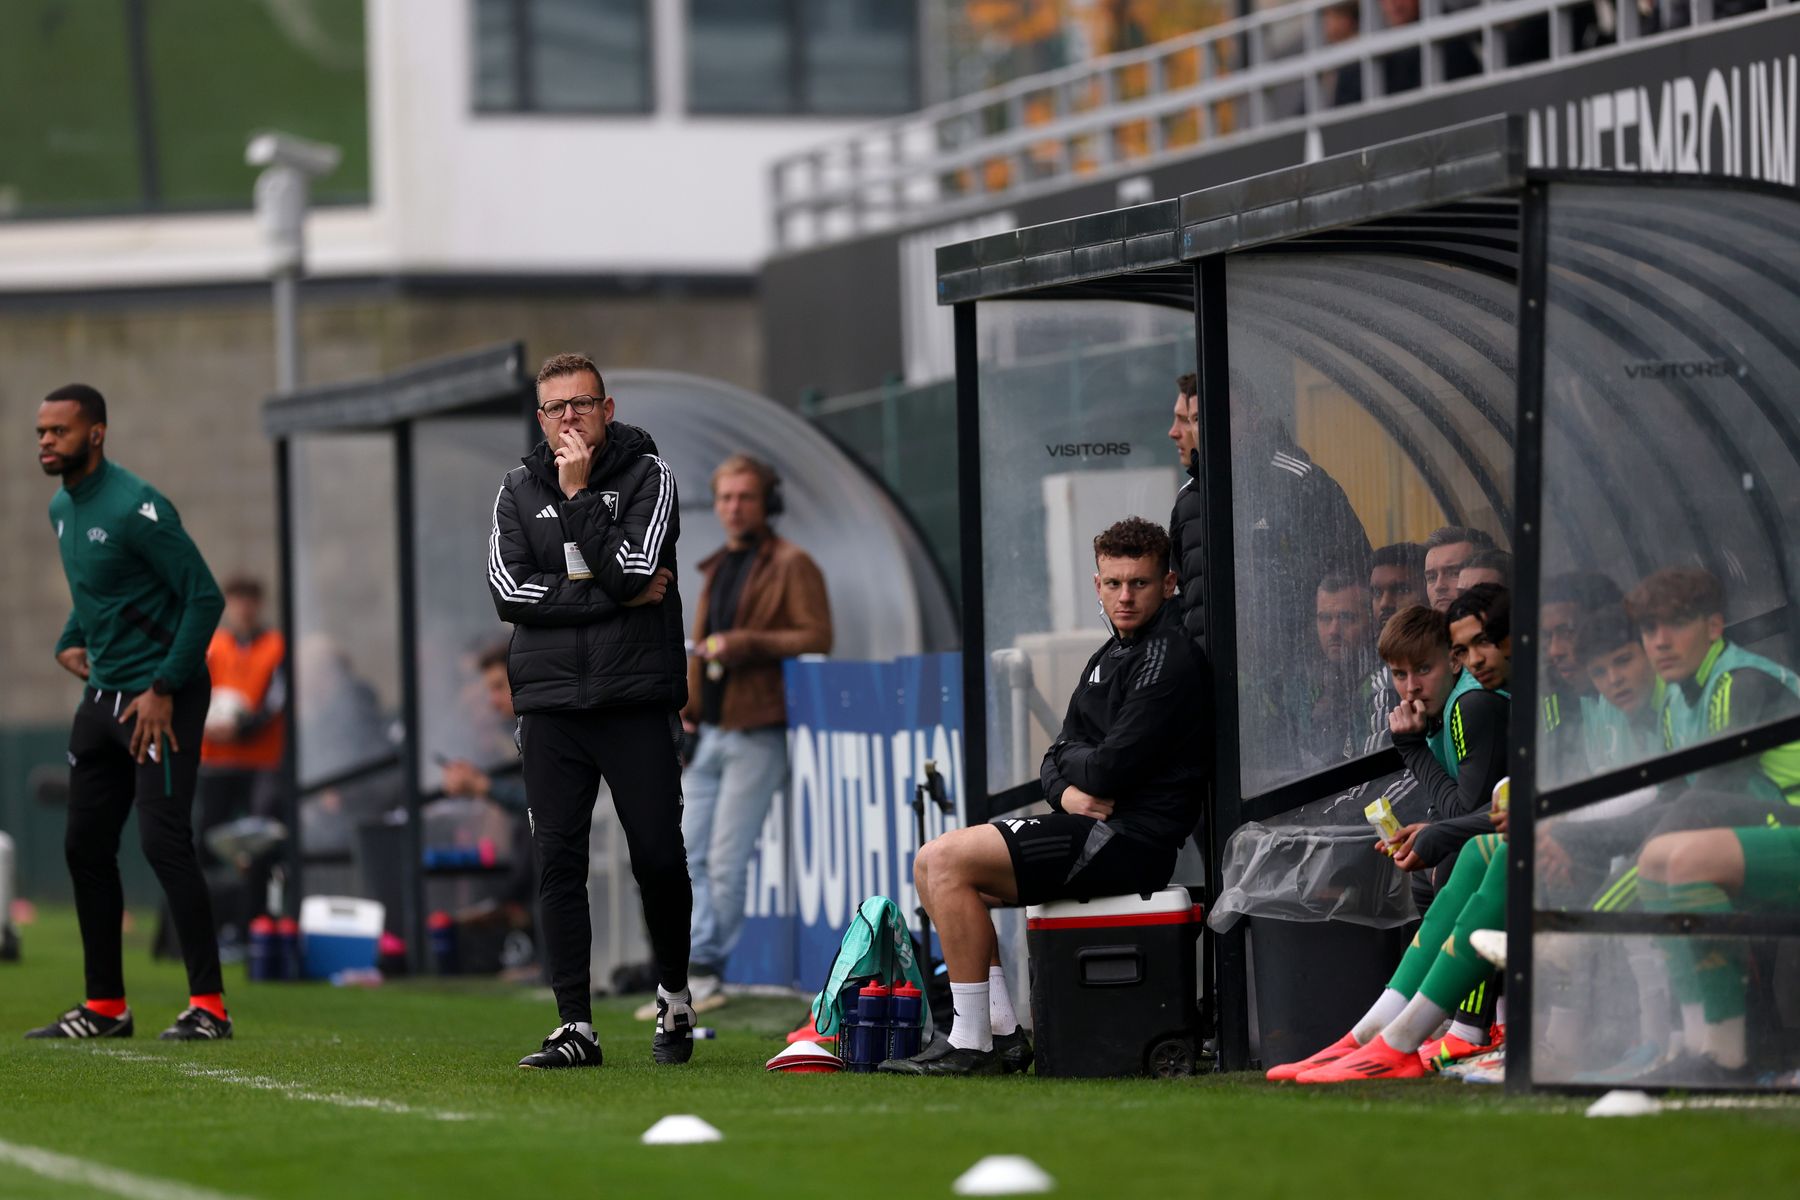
[
  {"xmin": 27, "ymin": 383, "xmax": 229, "ymax": 1041},
  {"xmin": 488, "ymin": 353, "xmax": 696, "ymax": 1070}
]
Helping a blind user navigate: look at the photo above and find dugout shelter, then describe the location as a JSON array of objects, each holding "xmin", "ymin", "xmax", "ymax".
[
  {"xmin": 264, "ymin": 346, "xmax": 956, "ymax": 973},
  {"xmin": 940, "ymin": 115, "xmax": 1800, "ymax": 1093}
]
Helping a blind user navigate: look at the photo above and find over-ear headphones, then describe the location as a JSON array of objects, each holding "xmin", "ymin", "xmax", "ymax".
[{"xmin": 763, "ymin": 466, "xmax": 785, "ymax": 518}]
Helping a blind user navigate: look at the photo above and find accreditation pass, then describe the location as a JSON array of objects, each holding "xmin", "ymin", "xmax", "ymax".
[{"xmin": 564, "ymin": 541, "xmax": 593, "ymax": 580}]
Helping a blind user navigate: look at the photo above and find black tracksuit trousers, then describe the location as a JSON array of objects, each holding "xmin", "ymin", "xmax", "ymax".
[
  {"xmin": 67, "ymin": 673, "xmax": 222, "ymax": 999},
  {"xmin": 520, "ymin": 706, "xmax": 692, "ymax": 1024}
]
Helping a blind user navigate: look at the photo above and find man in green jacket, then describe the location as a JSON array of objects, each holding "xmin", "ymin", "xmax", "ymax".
[{"xmin": 27, "ymin": 384, "xmax": 230, "ymax": 1041}]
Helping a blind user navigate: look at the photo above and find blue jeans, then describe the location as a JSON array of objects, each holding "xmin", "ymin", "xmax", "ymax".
[{"xmin": 683, "ymin": 725, "xmax": 787, "ymax": 973}]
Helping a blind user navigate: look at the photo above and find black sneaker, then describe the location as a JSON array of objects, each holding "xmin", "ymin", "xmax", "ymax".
[
  {"xmin": 159, "ymin": 1007, "xmax": 232, "ymax": 1040},
  {"xmin": 518, "ymin": 1023, "xmax": 602, "ymax": 1069},
  {"xmin": 994, "ymin": 1026, "xmax": 1034, "ymax": 1075},
  {"xmin": 653, "ymin": 991, "xmax": 696, "ymax": 1065},
  {"xmin": 877, "ymin": 1033, "xmax": 1002, "ymax": 1076},
  {"xmin": 25, "ymin": 1004, "xmax": 133, "ymax": 1039}
]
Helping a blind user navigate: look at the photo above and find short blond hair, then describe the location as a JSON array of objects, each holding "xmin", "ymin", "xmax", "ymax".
[{"xmin": 710, "ymin": 453, "xmax": 779, "ymax": 500}]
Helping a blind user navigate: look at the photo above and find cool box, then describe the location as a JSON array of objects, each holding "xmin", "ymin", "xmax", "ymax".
[{"xmin": 1026, "ymin": 886, "xmax": 1203, "ymax": 1077}]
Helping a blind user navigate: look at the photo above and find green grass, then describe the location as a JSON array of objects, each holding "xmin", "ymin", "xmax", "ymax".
[
  {"xmin": 1, "ymin": 908, "xmax": 1797, "ymax": 1199},
  {"xmin": 0, "ymin": 0, "xmax": 367, "ymax": 216}
]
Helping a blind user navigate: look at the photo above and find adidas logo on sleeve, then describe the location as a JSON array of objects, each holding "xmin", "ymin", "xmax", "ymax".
[{"xmin": 534, "ymin": 505, "xmax": 558, "ymax": 519}]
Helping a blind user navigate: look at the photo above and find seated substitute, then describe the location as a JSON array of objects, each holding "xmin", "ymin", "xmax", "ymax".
[
  {"xmin": 1270, "ymin": 588, "xmax": 1514, "ymax": 1084},
  {"xmin": 881, "ymin": 517, "xmax": 1207, "ymax": 1077},
  {"xmin": 1380, "ymin": 596, "xmax": 1511, "ymax": 899}
]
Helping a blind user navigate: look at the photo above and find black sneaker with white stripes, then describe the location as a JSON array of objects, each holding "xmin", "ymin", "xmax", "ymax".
[
  {"xmin": 518, "ymin": 1023, "xmax": 602, "ymax": 1069},
  {"xmin": 159, "ymin": 1006, "xmax": 232, "ymax": 1040},
  {"xmin": 24, "ymin": 1004, "xmax": 133, "ymax": 1039},
  {"xmin": 652, "ymin": 991, "xmax": 696, "ymax": 1065}
]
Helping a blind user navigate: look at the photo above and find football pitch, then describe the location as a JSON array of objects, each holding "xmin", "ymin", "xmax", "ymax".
[{"xmin": 1, "ymin": 911, "xmax": 1796, "ymax": 1199}]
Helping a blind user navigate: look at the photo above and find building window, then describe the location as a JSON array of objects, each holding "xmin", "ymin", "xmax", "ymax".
[
  {"xmin": 688, "ymin": 0, "xmax": 917, "ymax": 116},
  {"xmin": 0, "ymin": 0, "xmax": 369, "ymax": 219},
  {"xmin": 473, "ymin": 0, "xmax": 653, "ymax": 114}
]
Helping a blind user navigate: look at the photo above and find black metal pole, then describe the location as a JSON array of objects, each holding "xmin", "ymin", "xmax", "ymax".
[
  {"xmin": 1194, "ymin": 255, "xmax": 1249, "ymax": 1072},
  {"xmin": 953, "ymin": 301, "xmax": 988, "ymax": 826},
  {"xmin": 272, "ymin": 437, "xmax": 303, "ymax": 919},
  {"xmin": 392, "ymin": 425, "xmax": 428, "ymax": 973},
  {"xmin": 1504, "ymin": 180, "xmax": 1552, "ymax": 1097}
]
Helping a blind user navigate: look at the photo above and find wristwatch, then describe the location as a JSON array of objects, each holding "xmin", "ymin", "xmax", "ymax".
[{"xmin": 150, "ymin": 677, "xmax": 173, "ymax": 697}]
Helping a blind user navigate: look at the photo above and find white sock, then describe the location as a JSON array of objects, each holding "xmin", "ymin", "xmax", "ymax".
[
  {"xmin": 1626, "ymin": 943, "xmax": 1675, "ymax": 1046},
  {"xmin": 569, "ymin": 1021, "xmax": 595, "ymax": 1043},
  {"xmin": 1448, "ymin": 1016, "xmax": 1487, "ymax": 1045},
  {"xmin": 1705, "ymin": 1016, "xmax": 1747, "ymax": 1069},
  {"xmin": 988, "ymin": 966, "xmax": 1018, "ymax": 1035},
  {"xmin": 1350, "ymin": 988, "xmax": 1409, "ymax": 1045},
  {"xmin": 948, "ymin": 981, "xmax": 992, "ymax": 1051},
  {"xmin": 1495, "ymin": 996, "xmax": 1507, "ymax": 1026},
  {"xmin": 1383, "ymin": 994, "xmax": 1450, "ymax": 1054},
  {"xmin": 1680, "ymin": 1003, "xmax": 1706, "ymax": 1054},
  {"xmin": 659, "ymin": 984, "xmax": 693, "ymax": 1014}
]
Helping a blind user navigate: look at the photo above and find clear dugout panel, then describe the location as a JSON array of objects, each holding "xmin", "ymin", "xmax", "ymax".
[
  {"xmin": 288, "ymin": 433, "xmax": 403, "ymax": 793},
  {"xmin": 1532, "ymin": 182, "xmax": 1800, "ymax": 1090},
  {"xmin": 1225, "ymin": 252, "xmax": 1516, "ymax": 801},
  {"xmin": 411, "ymin": 414, "xmax": 527, "ymax": 791},
  {"xmin": 976, "ymin": 298, "xmax": 1194, "ymax": 800}
]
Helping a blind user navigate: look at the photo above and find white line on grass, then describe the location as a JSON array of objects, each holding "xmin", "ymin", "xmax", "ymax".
[
  {"xmin": 0, "ymin": 1136, "xmax": 252, "ymax": 1200},
  {"xmin": 95, "ymin": 1049, "xmax": 480, "ymax": 1122}
]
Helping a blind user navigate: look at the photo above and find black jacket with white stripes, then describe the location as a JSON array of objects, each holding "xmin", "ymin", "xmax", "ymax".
[
  {"xmin": 488, "ymin": 421, "xmax": 687, "ymax": 715},
  {"xmin": 1040, "ymin": 600, "xmax": 1209, "ymax": 850}
]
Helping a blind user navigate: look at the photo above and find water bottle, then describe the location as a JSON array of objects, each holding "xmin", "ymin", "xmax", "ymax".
[
  {"xmin": 888, "ymin": 980, "xmax": 923, "ymax": 1061},
  {"xmin": 846, "ymin": 982, "xmax": 890, "ymax": 1072},
  {"xmin": 428, "ymin": 911, "xmax": 459, "ymax": 975},
  {"xmin": 247, "ymin": 916, "xmax": 276, "ymax": 983},
  {"xmin": 274, "ymin": 917, "xmax": 301, "ymax": 981}
]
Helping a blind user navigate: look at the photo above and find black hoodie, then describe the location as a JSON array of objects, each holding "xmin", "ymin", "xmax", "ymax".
[{"xmin": 487, "ymin": 421, "xmax": 687, "ymax": 713}]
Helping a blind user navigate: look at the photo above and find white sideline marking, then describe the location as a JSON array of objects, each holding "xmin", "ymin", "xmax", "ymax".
[
  {"xmin": 96, "ymin": 1049, "xmax": 479, "ymax": 1122},
  {"xmin": 0, "ymin": 1136, "xmax": 251, "ymax": 1200}
]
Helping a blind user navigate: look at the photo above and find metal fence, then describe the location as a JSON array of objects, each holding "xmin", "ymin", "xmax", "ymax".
[{"xmin": 771, "ymin": 0, "xmax": 1783, "ymax": 249}]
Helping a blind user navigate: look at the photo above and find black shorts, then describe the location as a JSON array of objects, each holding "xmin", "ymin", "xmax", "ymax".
[{"xmin": 993, "ymin": 813, "xmax": 1176, "ymax": 907}]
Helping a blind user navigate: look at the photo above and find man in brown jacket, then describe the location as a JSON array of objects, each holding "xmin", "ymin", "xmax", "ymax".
[{"xmin": 677, "ymin": 454, "xmax": 830, "ymax": 1008}]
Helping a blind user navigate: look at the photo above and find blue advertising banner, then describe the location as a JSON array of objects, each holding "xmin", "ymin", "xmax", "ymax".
[{"xmin": 729, "ymin": 654, "xmax": 964, "ymax": 991}]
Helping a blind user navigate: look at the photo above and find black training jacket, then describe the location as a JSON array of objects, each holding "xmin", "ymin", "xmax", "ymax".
[
  {"xmin": 1169, "ymin": 452, "xmax": 1207, "ymax": 649},
  {"xmin": 488, "ymin": 421, "xmax": 687, "ymax": 714},
  {"xmin": 1040, "ymin": 601, "xmax": 1210, "ymax": 849}
]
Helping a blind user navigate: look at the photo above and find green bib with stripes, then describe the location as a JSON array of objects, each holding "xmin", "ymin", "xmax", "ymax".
[
  {"xmin": 1426, "ymin": 669, "xmax": 1503, "ymax": 778},
  {"xmin": 1660, "ymin": 639, "xmax": 1800, "ymax": 803}
]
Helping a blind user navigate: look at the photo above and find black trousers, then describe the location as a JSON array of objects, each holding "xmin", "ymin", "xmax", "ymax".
[
  {"xmin": 520, "ymin": 706, "xmax": 692, "ymax": 1024},
  {"xmin": 67, "ymin": 673, "xmax": 221, "ymax": 999}
]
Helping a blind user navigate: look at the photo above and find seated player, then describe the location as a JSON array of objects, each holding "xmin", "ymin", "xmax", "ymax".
[
  {"xmin": 1456, "ymin": 548, "xmax": 1512, "ymax": 594},
  {"xmin": 1307, "ymin": 571, "xmax": 1379, "ymax": 767},
  {"xmin": 1539, "ymin": 572, "xmax": 1624, "ymax": 785},
  {"xmin": 1370, "ymin": 542, "xmax": 1427, "ymax": 632},
  {"xmin": 1422, "ymin": 526, "xmax": 1494, "ymax": 613},
  {"xmin": 1269, "ymin": 589, "xmax": 1514, "ymax": 1083},
  {"xmin": 882, "ymin": 518, "xmax": 1207, "ymax": 1076},
  {"xmin": 1631, "ymin": 566, "xmax": 1800, "ymax": 802},
  {"xmin": 1575, "ymin": 605, "xmax": 1666, "ymax": 774},
  {"xmin": 1636, "ymin": 821, "xmax": 1800, "ymax": 1080},
  {"xmin": 1384, "ymin": 594, "xmax": 1512, "ymax": 892},
  {"xmin": 1623, "ymin": 566, "xmax": 1800, "ymax": 1078}
]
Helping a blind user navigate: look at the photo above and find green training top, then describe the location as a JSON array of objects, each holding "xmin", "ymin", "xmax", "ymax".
[
  {"xmin": 1426, "ymin": 668, "xmax": 1503, "ymax": 779},
  {"xmin": 1660, "ymin": 638, "xmax": 1800, "ymax": 803},
  {"xmin": 49, "ymin": 459, "xmax": 223, "ymax": 694}
]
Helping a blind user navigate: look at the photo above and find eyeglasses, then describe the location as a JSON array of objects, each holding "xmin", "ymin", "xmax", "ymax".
[{"xmin": 538, "ymin": 396, "xmax": 602, "ymax": 419}]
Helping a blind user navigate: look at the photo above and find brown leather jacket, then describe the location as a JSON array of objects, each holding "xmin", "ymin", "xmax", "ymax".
[{"xmin": 683, "ymin": 533, "xmax": 832, "ymax": 730}]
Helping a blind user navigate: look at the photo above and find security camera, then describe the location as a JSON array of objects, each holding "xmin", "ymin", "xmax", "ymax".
[{"xmin": 245, "ymin": 132, "xmax": 341, "ymax": 179}]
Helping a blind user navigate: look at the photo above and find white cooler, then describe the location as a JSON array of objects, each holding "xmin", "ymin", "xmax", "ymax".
[{"xmin": 300, "ymin": 895, "xmax": 385, "ymax": 980}]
